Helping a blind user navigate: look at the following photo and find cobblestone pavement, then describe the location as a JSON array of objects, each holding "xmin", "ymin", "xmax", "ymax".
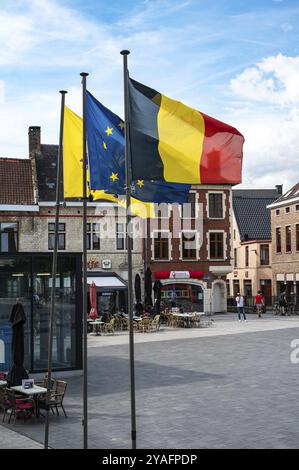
[{"xmin": 1, "ymin": 313, "xmax": 299, "ymax": 449}]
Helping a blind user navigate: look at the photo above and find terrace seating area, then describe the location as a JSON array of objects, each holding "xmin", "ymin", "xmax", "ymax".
[{"xmin": 0, "ymin": 374, "xmax": 68, "ymax": 426}]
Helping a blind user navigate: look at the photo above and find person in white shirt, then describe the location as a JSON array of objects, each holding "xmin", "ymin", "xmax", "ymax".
[{"xmin": 236, "ymin": 293, "xmax": 246, "ymax": 321}]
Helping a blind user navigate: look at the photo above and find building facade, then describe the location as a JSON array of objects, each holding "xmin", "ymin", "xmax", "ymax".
[
  {"xmin": 147, "ymin": 187, "xmax": 234, "ymax": 313},
  {"xmin": 268, "ymin": 183, "xmax": 299, "ymax": 305},
  {"xmin": 227, "ymin": 187, "xmax": 282, "ymax": 305}
]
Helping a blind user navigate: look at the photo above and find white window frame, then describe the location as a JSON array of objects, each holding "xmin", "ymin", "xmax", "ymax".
[
  {"xmin": 179, "ymin": 229, "xmax": 199, "ymax": 261},
  {"xmin": 154, "ymin": 203, "xmax": 170, "ymax": 219},
  {"xmin": 207, "ymin": 191, "xmax": 225, "ymax": 219},
  {"xmin": 207, "ymin": 230, "xmax": 226, "ymax": 261},
  {"xmin": 178, "ymin": 191, "xmax": 198, "ymax": 219},
  {"xmin": 152, "ymin": 229, "xmax": 171, "ymax": 261},
  {"xmin": 87, "ymin": 222, "xmax": 101, "ymax": 251}
]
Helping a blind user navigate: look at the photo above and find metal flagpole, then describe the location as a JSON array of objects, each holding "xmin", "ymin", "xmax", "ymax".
[
  {"xmin": 120, "ymin": 49, "xmax": 137, "ymax": 450},
  {"xmin": 80, "ymin": 72, "xmax": 89, "ymax": 450},
  {"xmin": 44, "ymin": 90, "xmax": 67, "ymax": 449}
]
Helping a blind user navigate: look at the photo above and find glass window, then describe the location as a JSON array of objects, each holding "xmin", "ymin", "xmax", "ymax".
[
  {"xmin": 181, "ymin": 193, "xmax": 196, "ymax": 219},
  {"xmin": 234, "ymin": 248, "xmax": 237, "ymax": 268},
  {"xmin": 210, "ymin": 232, "xmax": 224, "ymax": 259},
  {"xmin": 209, "ymin": 193, "xmax": 223, "ymax": 219},
  {"xmin": 276, "ymin": 209, "xmax": 280, "ymax": 215},
  {"xmin": 87, "ymin": 223, "xmax": 100, "ymax": 250},
  {"xmin": 260, "ymin": 244, "xmax": 269, "ymax": 265},
  {"xmin": 48, "ymin": 223, "xmax": 65, "ymax": 250},
  {"xmin": 154, "ymin": 203, "xmax": 169, "ymax": 218},
  {"xmin": 116, "ymin": 223, "xmax": 133, "ymax": 250},
  {"xmin": 296, "ymin": 205, "xmax": 299, "ymax": 212},
  {"xmin": 276, "ymin": 227, "xmax": 281, "ymax": 253},
  {"xmin": 32, "ymin": 255, "xmax": 78, "ymax": 371},
  {"xmin": 245, "ymin": 246, "xmax": 249, "ymax": 267},
  {"xmin": 182, "ymin": 232, "xmax": 197, "ymax": 259},
  {"xmin": 154, "ymin": 232, "xmax": 169, "ymax": 260},
  {"xmin": 296, "ymin": 224, "xmax": 299, "ymax": 251},
  {"xmin": 0, "ymin": 222, "xmax": 18, "ymax": 253},
  {"xmin": 286, "ymin": 207, "xmax": 290, "ymax": 213},
  {"xmin": 286, "ymin": 226, "xmax": 291, "ymax": 252}
]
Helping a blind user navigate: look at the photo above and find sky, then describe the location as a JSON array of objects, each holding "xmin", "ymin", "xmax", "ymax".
[{"xmin": 0, "ymin": 0, "xmax": 298, "ymax": 192}]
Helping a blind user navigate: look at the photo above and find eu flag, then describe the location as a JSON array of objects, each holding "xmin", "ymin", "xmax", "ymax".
[{"xmin": 86, "ymin": 91, "xmax": 191, "ymax": 203}]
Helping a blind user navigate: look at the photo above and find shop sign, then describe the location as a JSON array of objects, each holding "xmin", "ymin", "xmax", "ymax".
[
  {"xmin": 87, "ymin": 257, "xmax": 100, "ymax": 270},
  {"xmin": 169, "ymin": 271, "xmax": 190, "ymax": 279}
]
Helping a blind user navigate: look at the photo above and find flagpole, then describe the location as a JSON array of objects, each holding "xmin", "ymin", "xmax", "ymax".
[
  {"xmin": 44, "ymin": 90, "xmax": 67, "ymax": 450},
  {"xmin": 80, "ymin": 71, "xmax": 89, "ymax": 450},
  {"xmin": 120, "ymin": 49, "xmax": 137, "ymax": 450}
]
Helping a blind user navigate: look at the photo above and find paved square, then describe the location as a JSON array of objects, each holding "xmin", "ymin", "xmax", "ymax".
[{"xmin": 1, "ymin": 314, "xmax": 299, "ymax": 449}]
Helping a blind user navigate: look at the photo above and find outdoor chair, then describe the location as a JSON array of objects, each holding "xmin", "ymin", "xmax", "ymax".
[
  {"xmin": 2, "ymin": 390, "xmax": 35, "ymax": 425},
  {"xmin": 102, "ymin": 317, "xmax": 115, "ymax": 334},
  {"xmin": 39, "ymin": 380, "xmax": 68, "ymax": 418},
  {"xmin": 150, "ymin": 315, "xmax": 161, "ymax": 331},
  {"xmin": 140, "ymin": 317, "xmax": 151, "ymax": 333},
  {"xmin": 119, "ymin": 317, "xmax": 128, "ymax": 330}
]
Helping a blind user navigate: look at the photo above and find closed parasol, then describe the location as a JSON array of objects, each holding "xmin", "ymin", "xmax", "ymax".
[
  {"xmin": 7, "ymin": 300, "xmax": 29, "ymax": 386},
  {"xmin": 89, "ymin": 282, "xmax": 98, "ymax": 319}
]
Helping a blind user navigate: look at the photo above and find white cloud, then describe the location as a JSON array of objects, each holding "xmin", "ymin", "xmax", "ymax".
[
  {"xmin": 231, "ymin": 53, "xmax": 299, "ymax": 106},
  {"xmin": 230, "ymin": 53, "xmax": 299, "ymax": 191}
]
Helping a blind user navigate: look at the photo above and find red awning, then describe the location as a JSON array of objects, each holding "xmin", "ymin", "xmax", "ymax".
[{"xmin": 155, "ymin": 271, "xmax": 204, "ymax": 280}]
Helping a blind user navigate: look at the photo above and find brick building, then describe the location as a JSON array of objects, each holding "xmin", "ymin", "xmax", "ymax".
[
  {"xmin": 267, "ymin": 183, "xmax": 299, "ymax": 305},
  {"xmin": 147, "ymin": 187, "xmax": 234, "ymax": 313}
]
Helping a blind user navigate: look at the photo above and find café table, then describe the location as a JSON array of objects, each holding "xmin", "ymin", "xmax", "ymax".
[
  {"xmin": 89, "ymin": 320, "xmax": 104, "ymax": 336},
  {"xmin": 10, "ymin": 385, "xmax": 47, "ymax": 418}
]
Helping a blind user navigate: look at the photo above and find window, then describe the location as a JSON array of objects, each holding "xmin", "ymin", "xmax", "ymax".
[
  {"xmin": 286, "ymin": 207, "xmax": 290, "ymax": 213},
  {"xmin": 234, "ymin": 248, "xmax": 237, "ymax": 268},
  {"xmin": 260, "ymin": 244, "xmax": 269, "ymax": 265},
  {"xmin": 285, "ymin": 226, "xmax": 291, "ymax": 252},
  {"xmin": 181, "ymin": 193, "xmax": 196, "ymax": 219},
  {"xmin": 116, "ymin": 223, "xmax": 133, "ymax": 250},
  {"xmin": 182, "ymin": 232, "xmax": 197, "ymax": 259},
  {"xmin": 276, "ymin": 227, "xmax": 281, "ymax": 253},
  {"xmin": 296, "ymin": 224, "xmax": 299, "ymax": 251},
  {"xmin": 245, "ymin": 246, "xmax": 249, "ymax": 267},
  {"xmin": 209, "ymin": 232, "xmax": 224, "ymax": 259},
  {"xmin": 209, "ymin": 193, "xmax": 223, "ymax": 219},
  {"xmin": 87, "ymin": 223, "xmax": 100, "ymax": 250},
  {"xmin": 154, "ymin": 203, "xmax": 169, "ymax": 218},
  {"xmin": 154, "ymin": 232, "xmax": 169, "ymax": 260},
  {"xmin": 48, "ymin": 223, "xmax": 65, "ymax": 250},
  {"xmin": 276, "ymin": 209, "xmax": 280, "ymax": 216},
  {"xmin": 296, "ymin": 205, "xmax": 299, "ymax": 211},
  {"xmin": 0, "ymin": 223, "xmax": 18, "ymax": 253},
  {"xmin": 233, "ymin": 229, "xmax": 236, "ymax": 241}
]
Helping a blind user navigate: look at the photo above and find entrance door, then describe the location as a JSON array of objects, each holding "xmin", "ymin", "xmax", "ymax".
[{"xmin": 213, "ymin": 282, "xmax": 225, "ymax": 313}]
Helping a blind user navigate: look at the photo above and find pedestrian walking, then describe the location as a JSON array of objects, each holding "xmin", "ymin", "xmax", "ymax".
[
  {"xmin": 255, "ymin": 290, "xmax": 264, "ymax": 318},
  {"xmin": 236, "ymin": 293, "xmax": 246, "ymax": 321},
  {"xmin": 278, "ymin": 291, "xmax": 287, "ymax": 316}
]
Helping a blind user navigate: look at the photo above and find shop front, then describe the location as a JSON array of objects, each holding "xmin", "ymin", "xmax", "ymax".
[
  {"xmin": 0, "ymin": 253, "xmax": 82, "ymax": 373},
  {"xmin": 87, "ymin": 272, "xmax": 127, "ymax": 315},
  {"xmin": 155, "ymin": 271, "xmax": 205, "ymax": 312}
]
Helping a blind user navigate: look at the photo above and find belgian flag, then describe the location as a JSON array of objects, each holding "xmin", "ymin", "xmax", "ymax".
[{"xmin": 128, "ymin": 78, "xmax": 244, "ymax": 185}]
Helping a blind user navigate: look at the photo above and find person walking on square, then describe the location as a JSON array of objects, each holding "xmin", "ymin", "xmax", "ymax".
[
  {"xmin": 236, "ymin": 293, "xmax": 246, "ymax": 321},
  {"xmin": 255, "ymin": 290, "xmax": 264, "ymax": 318}
]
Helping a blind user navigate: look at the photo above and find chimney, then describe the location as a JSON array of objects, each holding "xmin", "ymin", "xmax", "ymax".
[
  {"xmin": 28, "ymin": 126, "xmax": 41, "ymax": 154},
  {"xmin": 275, "ymin": 184, "xmax": 283, "ymax": 195}
]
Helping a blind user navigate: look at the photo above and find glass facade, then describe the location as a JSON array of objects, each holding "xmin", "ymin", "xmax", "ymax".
[
  {"xmin": 161, "ymin": 283, "xmax": 204, "ymax": 312},
  {"xmin": 0, "ymin": 253, "xmax": 82, "ymax": 372}
]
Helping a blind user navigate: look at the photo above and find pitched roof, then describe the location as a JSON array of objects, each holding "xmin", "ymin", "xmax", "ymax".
[
  {"xmin": 0, "ymin": 158, "xmax": 35, "ymax": 205},
  {"xmin": 271, "ymin": 182, "xmax": 299, "ymax": 205},
  {"xmin": 233, "ymin": 188, "xmax": 280, "ymax": 241}
]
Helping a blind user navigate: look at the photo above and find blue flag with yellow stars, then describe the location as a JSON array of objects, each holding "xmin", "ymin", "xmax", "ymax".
[{"xmin": 86, "ymin": 90, "xmax": 191, "ymax": 203}]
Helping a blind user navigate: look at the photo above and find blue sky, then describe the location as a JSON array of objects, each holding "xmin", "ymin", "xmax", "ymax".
[{"xmin": 0, "ymin": 0, "xmax": 299, "ymax": 191}]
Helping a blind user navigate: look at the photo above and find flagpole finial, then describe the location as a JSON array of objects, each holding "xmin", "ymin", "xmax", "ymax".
[
  {"xmin": 80, "ymin": 72, "xmax": 89, "ymax": 77},
  {"xmin": 59, "ymin": 90, "xmax": 67, "ymax": 95},
  {"xmin": 120, "ymin": 50, "xmax": 130, "ymax": 56}
]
